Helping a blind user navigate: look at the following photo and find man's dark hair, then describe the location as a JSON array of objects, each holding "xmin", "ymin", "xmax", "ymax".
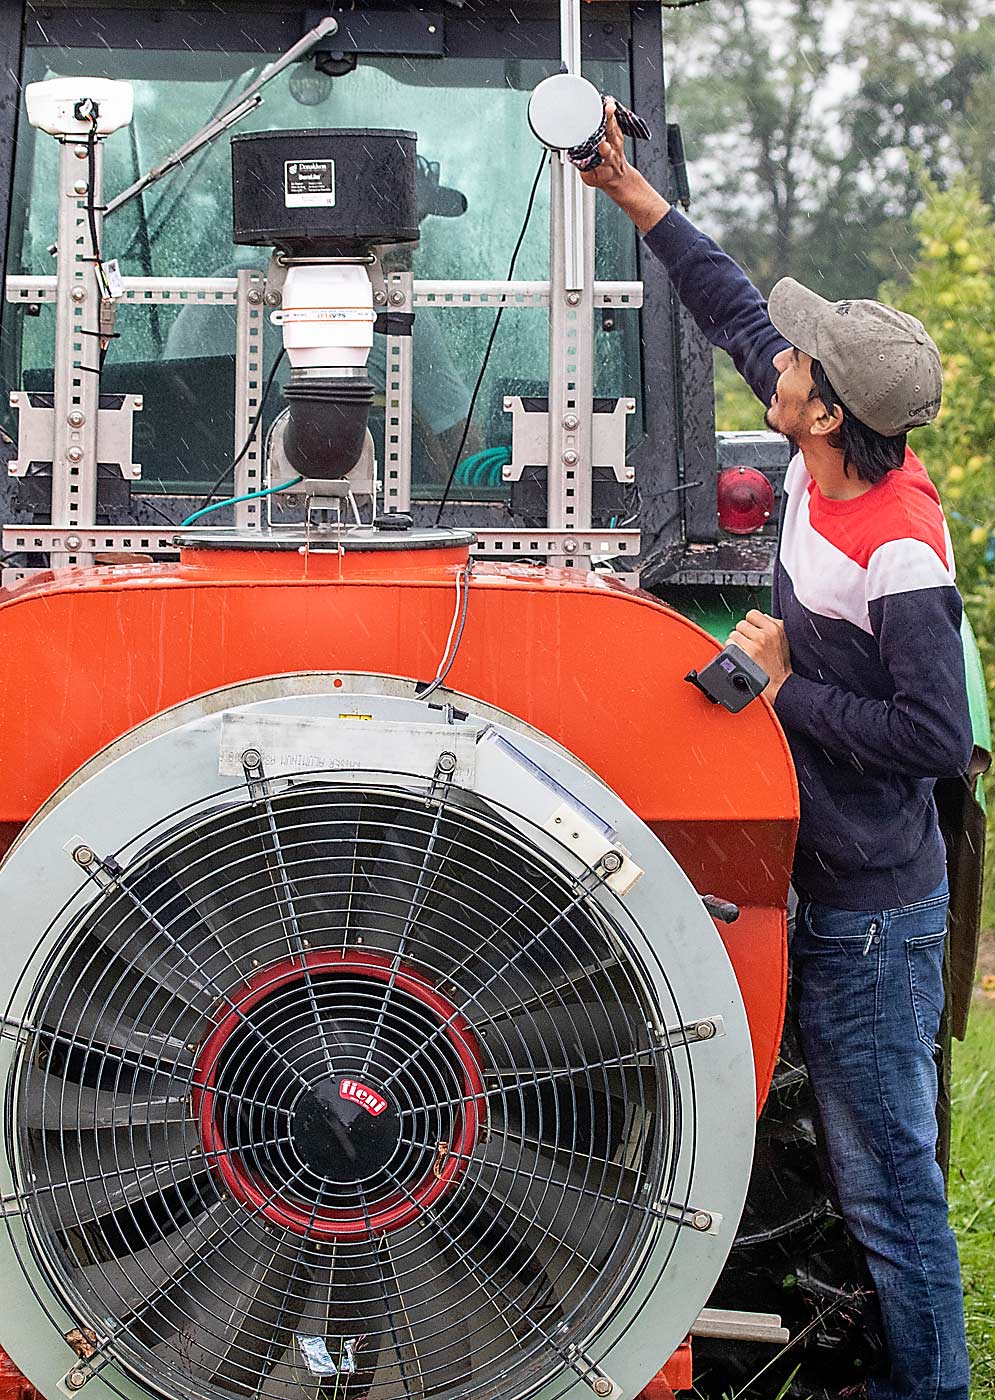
[{"xmin": 808, "ymin": 359, "xmax": 906, "ymax": 484}]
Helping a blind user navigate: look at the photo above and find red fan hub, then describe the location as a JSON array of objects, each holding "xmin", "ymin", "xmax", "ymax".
[{"xmin": 192, "ymin": 949, "xmax": 485, "ymax": 1239}]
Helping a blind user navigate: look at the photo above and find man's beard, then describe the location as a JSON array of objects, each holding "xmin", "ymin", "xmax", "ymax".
[{"xmin": 764, "ymin": 405, "xmax": 785, "ymax": 436}]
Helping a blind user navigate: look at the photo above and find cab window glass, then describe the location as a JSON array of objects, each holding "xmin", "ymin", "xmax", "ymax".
[{"xmin": 4, "ymin": 43, "xmax": 639, "ymax": 498}]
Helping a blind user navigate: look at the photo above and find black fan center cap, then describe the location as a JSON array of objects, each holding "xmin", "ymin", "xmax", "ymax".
[{"xmin": 293, "ymin": 1075, "xmax": 400, "ymax": 1182}]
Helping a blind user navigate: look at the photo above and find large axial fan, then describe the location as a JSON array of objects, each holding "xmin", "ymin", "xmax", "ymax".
[{"xmin": 0, "ymin": 682, "xmax": 756, "ymax": 1400}]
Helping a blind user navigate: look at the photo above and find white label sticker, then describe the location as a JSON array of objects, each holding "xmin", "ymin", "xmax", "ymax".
[
  {"xmin": 219, "ymin": 711, "xmax": 477, "ymax": 786},
  {"xmin": 284, "ymin": 158, "xmax": 336, "ymax": 208}
]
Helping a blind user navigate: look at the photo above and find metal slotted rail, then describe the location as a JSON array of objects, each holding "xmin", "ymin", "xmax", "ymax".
[{"xmin": 4, "ymin": 777, "xmax": 697, "ymax": 1400}]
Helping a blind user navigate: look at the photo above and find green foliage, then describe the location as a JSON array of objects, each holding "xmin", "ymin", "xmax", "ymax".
[
  {"xmin": 713, "ymin": 352, "xmax": 767, "ymax": 432},
  {"xmin": 664, "ymin": 0, "xmax": 995, "ymax": 298},
  {"xmin": 949, "ymin": 1000, "xmax": 995, "ymax": 1395},
  {"xmin": 880, "ymin": 180, "xmax": 995, "ymax": 695}
]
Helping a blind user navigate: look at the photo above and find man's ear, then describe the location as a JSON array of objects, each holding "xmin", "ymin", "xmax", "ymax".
[{"xmin": 808, "ymin": 399, "xmax": 844, "ymax": 439}]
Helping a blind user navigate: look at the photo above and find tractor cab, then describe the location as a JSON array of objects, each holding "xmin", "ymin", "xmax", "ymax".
[{"xmin": 0, "ymin": 0, "xmax": 782, "ymax": 593}]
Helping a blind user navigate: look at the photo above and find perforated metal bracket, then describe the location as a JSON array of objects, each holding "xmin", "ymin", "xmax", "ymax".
[
  {"xmin": 8, "ymin": 392, "xmax": 143, "ymax": 480},
  {"xmin": 470, "ymin": 528, "xmax": 640, "ymax": 562},
  {"xmin": 502, "ymin": 395, "xmax": 636, "ymax": 485}
]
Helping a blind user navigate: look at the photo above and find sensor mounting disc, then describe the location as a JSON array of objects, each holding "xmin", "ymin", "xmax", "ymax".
[{"xmin": 527, "ymin": 73, "xmax": 605, "ymax": 152}]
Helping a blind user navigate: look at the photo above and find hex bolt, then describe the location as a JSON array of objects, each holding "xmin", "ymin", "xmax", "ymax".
[
  {"xmin": 66, "ymin": 1370, "xmax": 88, "ymax": 1391},
  {"xmin": 437, "ymin": 751, "xmax": 458, "ymax": 774},
  {"xmin": 601, "ymin": 851, "xmax": 623, "ymax": 874},
  {"xmin": 65, "ymin": 535, "xmax": 82, "ymax": 551},
  {"xmin": 694, "ymin": 1020, "xmax": 716, "ymax": 1041},
  {"xmin": 247, "ymin": 289, "xmax": 263, "ymax": 305},
  {"xmin": 72, "ymin": 846, "xmax": 95, "ymax": 867},
  {"xmin": 561, "ymin": 449, "xmax": 579, "ymax": 466},
  {"xmin": 241, "ymin": 747, "xmax": 262, "ymax": 768},
  {"xmin": 593, "ymin": 1380, "xmax": 613, "ymax": 1398},
  {"xmin": 70, "ymin": 286, "xmax": 87, "ymax": 303},
  {"xmin": 691, "ymin": 1210, "xmax": 713, "ymax": 1231},
  {"xmin": 67, "ymin": 447, "xmax": 84, "ymax": 463},
  {"xmin": 566, "ymin": 291, "xmax": 581, "ymax": 306},
  {"xmin": 389, "ymin": 289, "xmax": 406, "ymax": 306},
  {"xmin": 73, "ymin": 180, "xmax": 89, "ymax": 196},
  {"xmin": 374, "ymin": 290, "xmax": 388, "ymax": 305},
  {"xmin": 67, "ymin": 410, "xmax": 85, "ymax": 428},
  {"xmin": 263, "ymin": 290, "xmax": 281, "ymax": 307},
  {"xmin": 561, "ymin": 538, "xmax": 579, "ymax": 554},
  {"xmin": 562, "ymin": 413, "xmax": 579, "ymax": 430}
]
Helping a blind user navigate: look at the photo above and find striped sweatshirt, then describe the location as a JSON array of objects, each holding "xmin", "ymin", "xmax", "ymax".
[{"xmin": 644, "ymin": 208, "xmax": 973, "ymax": 909}]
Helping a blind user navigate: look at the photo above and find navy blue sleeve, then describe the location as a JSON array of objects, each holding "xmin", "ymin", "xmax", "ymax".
[
  {"xmin": 773, "ymin": 586, "xmax": 973, "ymax": 779},
  {"xmin": 642, "ymin": 209, "xmax": 788, "ymax": 410}
]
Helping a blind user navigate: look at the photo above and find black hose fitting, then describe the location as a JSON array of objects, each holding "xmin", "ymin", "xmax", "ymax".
[{"xmin": 282, "ymin": 376, "xmax": 375, "ymax": 481}]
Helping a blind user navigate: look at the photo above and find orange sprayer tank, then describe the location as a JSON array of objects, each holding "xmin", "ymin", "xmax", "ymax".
[
  {"xmin": 0, "ymin": 525, "xmax": 798, "ymax": 1400},
  {"xmin": 0, "ymin": 527, "xmax": 797, "ymax": 1106}
]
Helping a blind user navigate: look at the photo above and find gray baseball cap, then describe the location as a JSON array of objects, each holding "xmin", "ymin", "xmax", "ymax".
[{"xmin": 767, "ymin": 278, "xmax": 942, "ymax": 437}]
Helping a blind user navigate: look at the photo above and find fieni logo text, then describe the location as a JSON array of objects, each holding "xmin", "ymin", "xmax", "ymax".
[{"xmin": 339, "ymin": 1078, "xmax": 388, "ymax": 1116}]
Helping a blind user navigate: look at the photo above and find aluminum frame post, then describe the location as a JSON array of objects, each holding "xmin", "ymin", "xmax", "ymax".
[
  {"xmin": 547, "ymin": 0, "xmax": 596, "ymax": 551},
  {"xmin": 233, "ymin": 267, "xmax": 266, "ymax": 529},
  {"xmin": 383, "ymin": 270, "xmax": 414, "ymax": 513},
  {"xmin": 51, "ymin": 137, "xmax": 104, "ymax": 568}
]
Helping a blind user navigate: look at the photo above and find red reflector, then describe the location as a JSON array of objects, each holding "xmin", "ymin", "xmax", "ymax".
[{"xmin": 717, "ymin": 466, "xmax": 775, "ymax": 535}]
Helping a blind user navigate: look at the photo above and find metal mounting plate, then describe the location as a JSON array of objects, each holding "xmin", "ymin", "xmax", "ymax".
[{"xmin": 8, "ymin": 394, "xmax": 143, "ymax": 480}]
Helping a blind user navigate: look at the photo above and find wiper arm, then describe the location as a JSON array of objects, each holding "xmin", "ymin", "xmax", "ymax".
[{"xmin": 103, "ymin": 14, "xmax": 340, "ymax": 222}]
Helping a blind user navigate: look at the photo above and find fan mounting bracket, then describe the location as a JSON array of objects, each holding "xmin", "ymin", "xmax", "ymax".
[
  {"xmin": 58, "ymin": 1353, "xmax": 107, "ymax": 1395},
  {"xmin": 63, "ymin": 835, "xmax": 120, "ymax": 890},
  {"xmin": 564, "ymin": 1346, "xmax": 621, "ymax": 1400},
  {"xmin": 659, "ymin": 1204, "xmax": 725, "ymax": 1235},
  {"xmin": 660, "ymin": 1015, "xmax": 726, "ymax": 1047}
]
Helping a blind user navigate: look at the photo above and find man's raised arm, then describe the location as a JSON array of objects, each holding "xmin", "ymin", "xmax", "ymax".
[{"xmin": 580, "ymin": 101, "xmax": 787, "ymax": 409}]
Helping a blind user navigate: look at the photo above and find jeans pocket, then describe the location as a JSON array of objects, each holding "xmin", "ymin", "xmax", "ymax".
[
  {"xmin": 906, "ymin": 931, "xmax": 947, "ymax": 1051},
  {"xmin": 803, "ymin": 903, "xmax": 882, "ymax": 947}
]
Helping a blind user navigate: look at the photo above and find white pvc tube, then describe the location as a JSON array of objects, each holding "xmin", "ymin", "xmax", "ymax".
[{"xmin": 272, "ymin": 264, "xmax": 376, "ymax": 370}]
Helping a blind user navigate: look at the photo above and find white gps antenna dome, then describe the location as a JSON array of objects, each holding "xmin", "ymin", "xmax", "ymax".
[
  {"xmin": 527, "ymin": 72, "xmax": 604, "ymax": 151},
  {"xmin": 25, "ymin": 77, "xmax": 133, "ymax": 138}
]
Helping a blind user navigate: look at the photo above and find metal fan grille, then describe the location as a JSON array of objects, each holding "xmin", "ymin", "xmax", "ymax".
[{"xmin": 8, "ymin": 776, "xmax": 689, "ymax": 1400}]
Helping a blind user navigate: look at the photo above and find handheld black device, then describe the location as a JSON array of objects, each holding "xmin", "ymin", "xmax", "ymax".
[{"xmin": 685, "ymin": 643, "xmax": 769, "ymax": 714}]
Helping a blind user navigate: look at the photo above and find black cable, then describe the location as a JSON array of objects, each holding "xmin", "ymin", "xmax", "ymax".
[
  {"xmin": 196, "ymin": 348, "xmax": 287, "ymax": 511},
  {"xmin": 84, "ymin": 121, "xmax": 112, "ymax": 373},
  {"xmin": 434, "ymin": 151, "xmax": 548, "ymax": 525}
]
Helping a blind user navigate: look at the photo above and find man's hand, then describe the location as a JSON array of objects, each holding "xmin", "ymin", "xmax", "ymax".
[
  {"xmin": 731, "ymin": 611, "xmax": 791, "ymax": 702},
  {"xmin": 577, "ymin": 99, "xmax": 670, "ymax": 233}
]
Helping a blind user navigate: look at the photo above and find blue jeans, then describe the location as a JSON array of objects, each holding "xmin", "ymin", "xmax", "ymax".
[{"xmin": 793, "ymin": 879, "xmax": 969, "ymax": 1400}]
